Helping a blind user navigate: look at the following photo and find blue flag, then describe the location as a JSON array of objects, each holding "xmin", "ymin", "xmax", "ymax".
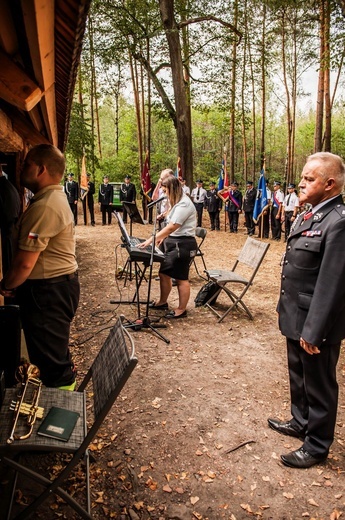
[
  {"xmin": 218, "ymin": 157, "xmax": 227, "ymax": 190},
  {"xmin": 253, "ymin": 171, "xmax": 268, "ymax": 223}
]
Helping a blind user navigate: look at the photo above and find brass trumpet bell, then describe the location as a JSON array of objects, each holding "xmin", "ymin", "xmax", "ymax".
[{"xmin": 7, "ymin": 363, "xmax": 44, "ymax": 444}]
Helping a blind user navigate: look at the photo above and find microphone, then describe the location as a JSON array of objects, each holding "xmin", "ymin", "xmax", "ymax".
[{"xmin": 147, "ymin": 195, "xmax": 166, "ymax": 208}]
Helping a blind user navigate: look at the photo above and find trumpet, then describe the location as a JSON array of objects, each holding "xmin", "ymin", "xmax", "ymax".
[{"xmin": 7, "ymin": 363, "xmax": 44, "ymax": 444}]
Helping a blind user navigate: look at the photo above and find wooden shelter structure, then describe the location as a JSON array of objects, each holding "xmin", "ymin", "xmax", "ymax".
[{"xmin": 0, "ymin": 0, "xmax": 91, "ymax": 285}]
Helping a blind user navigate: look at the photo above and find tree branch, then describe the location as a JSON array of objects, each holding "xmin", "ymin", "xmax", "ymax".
[{"xmin": 178, "ymin": 15, "xmax": 242, "ymax": 44}]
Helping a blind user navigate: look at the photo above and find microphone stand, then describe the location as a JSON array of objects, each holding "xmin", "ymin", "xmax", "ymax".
[{"xmin": 124, "ymin": 200, "xmax": 170, "ymax": 344}]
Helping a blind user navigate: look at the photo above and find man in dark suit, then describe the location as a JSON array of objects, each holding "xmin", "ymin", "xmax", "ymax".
[
  {"xmin": 82, "ymin": 173, "xmax": 95, "ymax": 226},
  {"xmin": 120, "ymin": 175, "xmax": 136, "ymax": 223},
  {"xmin": 268, "ymin": 152, "xmax": 345, "ymax": 468},
  {"xmin": 64, "ymin": 172, "xmax": 79, "ymax": 225},
  {"xmin": 243, "ymin": 180, "xmax": 256, "ymax": 235},
  {"xmin": 98, "ymin": 175, "xmax": 114, "ymax": 225}
]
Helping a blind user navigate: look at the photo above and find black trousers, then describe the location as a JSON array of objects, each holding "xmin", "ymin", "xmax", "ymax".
[
  {"xmin": 101, "ymin": 204, "xmax": 112, "ymax": 225},
  {"xmin": 284, "ymin": 211, "xmax": 293, "ymax": 240},
  {"xmin": 194, "ymin": 203, "xmax": 204, "ymax": 227},
  {"xmin": 287, "ymin": 337, "xmax": 340, "ymax": 457},
  {"xmin": 82, "ymin": 197, "xmax": 95, "ymax": 225},
  {"xmin": 271, "ymin": 206, "xmax": 281, "ymax": 239},
  {"xmin": 208, "ymin": 211, "xmax": 220, "ymax": 230},
  {"xmin": 68, "ymin": 202, "xmax": 78, "ymax": 225},
  {"xmin": 16, "ymin": 275, "xmax": 80, "ymax": 387},
  {"xmin": 244, "ymin": 211, "xmax": 255, "ymax": 235},
  {"xmin": 228, "ymin": 211, "xmax": 239, "ymax": 232}
]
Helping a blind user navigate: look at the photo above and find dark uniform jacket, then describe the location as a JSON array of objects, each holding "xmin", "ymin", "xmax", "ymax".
[
  {"xmin": 120, "ymin": 182, "xmax": 136, "ymax": 203},
  {"xmin": 204, "ymin": 189, "xmax": 222, "ymax": 212},
  {"xmin": 243, "ymin": 188, "xmax": 257, "ymax": 212},
  {"xmin": 227, "ymin": 189, "xmax": 242, "ymax": 212},
  {"xmin": 98, "ymin": 183, "xmax": 114, "ymax": 205},
  {"xmin": 278, "ymin": 195, "xmax": 345, "ymax": 346},
  {"xmin": 64, "ymin": 180, "xmax": 79, "ymax": 203},
  {"xmin": 86, "ymin": 181, "xmax": 95, "ymax": 202}
]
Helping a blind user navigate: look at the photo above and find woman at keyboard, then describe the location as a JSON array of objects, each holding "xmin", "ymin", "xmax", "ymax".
[{"xmin": 138, "ymin": 176, "xmax": 197, "ymax": 319}]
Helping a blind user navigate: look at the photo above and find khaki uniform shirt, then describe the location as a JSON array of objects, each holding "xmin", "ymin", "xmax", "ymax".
[{"xmin": 17, "ymin": 185, "xmax": 78, "ymax": 279}]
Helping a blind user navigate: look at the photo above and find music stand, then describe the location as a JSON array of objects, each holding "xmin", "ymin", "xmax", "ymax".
[{"xmin": 122, "ymin": 202, "xmax": 146, "ymax": 234}]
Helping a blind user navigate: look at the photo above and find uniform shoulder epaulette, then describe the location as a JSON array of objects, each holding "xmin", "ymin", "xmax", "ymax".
[{"xmin": 334, "ymin": 204, "xmax": 345, "ymax": 217}]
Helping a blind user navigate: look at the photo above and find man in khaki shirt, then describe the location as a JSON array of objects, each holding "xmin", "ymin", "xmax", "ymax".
[{"xmin": 0, "ymin": 144, "xmax": 79, "ymax": 390}]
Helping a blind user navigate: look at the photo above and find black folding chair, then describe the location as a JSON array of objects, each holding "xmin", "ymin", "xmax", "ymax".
[
  {"xmin": 0, "ymin": 316, "xmax": 137, "ymax": 519},
  {"xmin": 205, "ymin": 237, "xmax": 270, "ymax": 322},
  {"xmin": 192, "ymin": 227, "xmax": 208, "ymax": 279}
]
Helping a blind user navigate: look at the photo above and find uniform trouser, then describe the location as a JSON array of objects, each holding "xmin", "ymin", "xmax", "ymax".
[
  {"xmin": 101, "ymin": 204, "xmax": 112, "ymax": 224},
  {"xmin": 16, "ymin": 275, "xmax": 80, "ymax": 388},
  {"xmin": 287, "ymin": 337, "xmax": 340, "ymax": 457},
  {"xmin": 208, "ymin": 211, "xmax": 220, "ymax": 230},
  {"xmin": 228, "ymin": 211, "xmax": 239, "ymax": 232},
  {"xmin": 194, "ymin": 203, "xmax": 204, "ymax": 227},
  {"xmin": 69, "ymin": 202, "xmax": 78, "ymax": 225},
  {"xmin": 284, "ymin": 211, "xmax": 293, "ymax": 240},
  {"xmin": 82, "ymin": 197, "xmax": 95, "ymax": 225},
  {"xmin": 271, "ymin": 206, "xmax": 281, "ymax": 239},
  {"xmin": 244, "ymin": 211, "xmax": 255, "ymax": 235}
]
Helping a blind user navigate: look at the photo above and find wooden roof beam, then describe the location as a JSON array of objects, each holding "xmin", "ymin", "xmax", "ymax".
[
  {"xmin": 0, "ymin": 48, "xmax": 43, "ymax": 111},
  {"xmin": 22, "ymin": 0, "xmax": 57, "ymax": 145}
]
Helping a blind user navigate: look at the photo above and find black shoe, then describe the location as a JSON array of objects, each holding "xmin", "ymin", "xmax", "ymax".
[
  {"xmin": 281, "ymin": 447, "xmax": 326, "ymax": 469},
  {"xmin": 149, "ymin": 302, "xmax": 168, "ymax": 310},
  {"xmin": 268, "ymin": 418, "xmax": 304, "ymax": 439},
  {"xmin": 165, "ymin": 310, "xmax": 187, "ymax": 319}
]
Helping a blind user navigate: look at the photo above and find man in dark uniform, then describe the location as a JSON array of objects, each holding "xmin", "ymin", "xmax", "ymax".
[
  {"xmin": 243, "ymin": 180, "xmax": 256, "ymax": 236},
  {"xmin": 82, "ymin": 173, "xmax": 95, "ymax": 226},
  {"xmin": 120, "ymin": 175, "xmax": 136, "ymax": 223},
  {"xmin": 64, "ymin": 172, "xmax": 79, "ymax": 225},
  {"xmin": 227, "ymin": 181, "xmax": 242, "ymax": 233},
  {"xmin": 204, "ymin": 181, "xmax": 221, "ymax": 230},
  {"xmin": 268, "ymin": 152, "xmax": 345, "ymax": 468},
  {"xmin": 271, "ymin": 180, "xmax": 284, "ymax": 240},
  {"xmin": 98, "ymin": 175, "xmax": 114, "ymax": 225}
]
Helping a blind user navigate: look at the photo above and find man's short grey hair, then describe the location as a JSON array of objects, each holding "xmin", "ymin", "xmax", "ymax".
[{"xmin": 307, "ymin": 152, "xmax": 345, "ymax": 191}]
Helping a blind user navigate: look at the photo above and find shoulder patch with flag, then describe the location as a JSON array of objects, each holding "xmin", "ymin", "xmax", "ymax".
[{"xmin": 28, "ymin": 232, "xmax": 39, "ymax": 240}]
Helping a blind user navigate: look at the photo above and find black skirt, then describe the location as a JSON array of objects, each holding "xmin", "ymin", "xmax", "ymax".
[{"xmin": 159, "ymin": 236, "xmax": 197, "ymax": 280}]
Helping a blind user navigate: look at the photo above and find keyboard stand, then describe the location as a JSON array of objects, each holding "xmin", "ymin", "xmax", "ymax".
[{"xmin": 112, "ymin": 206, "xmax": 170, "ymax": 344}]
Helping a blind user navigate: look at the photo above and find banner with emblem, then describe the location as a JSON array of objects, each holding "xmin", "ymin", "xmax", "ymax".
[
  {"xmin": 253, "ymin": 169, "xmax": 268, "ymax": 223},
  {"xmin": 80, "ymin": 154, "xmax": 89, "ymax": 201},
  {"xmin": 217, "ymin": 153, "xmax": 228, "ymax": 191},
  {"xmin": 175, "ymin": 157, "xmax": 183, "ymax": 180},
  {"xmin": 141, "ymin": 150, "xmax": 152, "ymax": 199}
]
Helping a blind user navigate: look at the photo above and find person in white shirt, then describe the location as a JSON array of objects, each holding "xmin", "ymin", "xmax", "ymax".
[
  {"xmin": 191, "ymin": 179, "xmax": 207, "ymax": 227},
  {"xmin": 282, "ymin": 183, "xmax": 299, "ymax": 241},
  {"xmin": 271, "ymin": 180, "xmax": 284, "ymax": 240},
  {"xmin": 180, "ymin": 178, "xmax": 190, "ymax": 197}
]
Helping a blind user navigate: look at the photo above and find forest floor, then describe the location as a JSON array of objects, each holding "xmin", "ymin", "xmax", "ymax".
[{"xmin": 7, "ymin": 207, "xmax": 345, "ymax": 520}]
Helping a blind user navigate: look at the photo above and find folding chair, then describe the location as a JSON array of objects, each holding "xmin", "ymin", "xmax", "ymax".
[
  {"xmin": 0, "ymin": 316, "xmax": 137, "ymax": 520},
  {"xmin": 192, "ymin": 227, "xmax": 208, "ymax": 279},
  {"xmin": 205, "ymin": 237, "xmax": 270, "ymax": 322}
]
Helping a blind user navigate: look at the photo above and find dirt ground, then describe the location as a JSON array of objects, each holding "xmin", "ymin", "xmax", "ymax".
[{"xmin": 7, "ymin": 207, "xmax": 345, "ymax": 519}]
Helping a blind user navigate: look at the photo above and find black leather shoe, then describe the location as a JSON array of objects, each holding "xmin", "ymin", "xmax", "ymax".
[
  {"xmin": 268, "ymin": 418, "xmax": 304, "ymax": 439},
  {"xmin": 281, "ymin": 447, "xmax": 326, "ymax": 469},
  {"xmin": 148, "ymin": 302, "xmax": 168, "ymax": 310},
  {"xmin": 165, "ymin": 310, "xmax": 187, "ymax": 319}
]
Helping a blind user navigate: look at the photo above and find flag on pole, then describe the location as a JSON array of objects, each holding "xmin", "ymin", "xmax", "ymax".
[
  {"xmin": 80, "ymin": 154, "xmax": 89, "ymax": 201},
  {"xmin": 253, "ymin": 169, "xmax": 268, "ymax": 223},
  {"xmin": 217, "ymin": 154, "xmax": 228, "ymax": 190},
  {"xmin": 141, "ymin": 150, "xmax": 151, "ymax": 196},
  {"xmin": 175, "ymin": 157, "xmax": 182, "ymax": 180}
]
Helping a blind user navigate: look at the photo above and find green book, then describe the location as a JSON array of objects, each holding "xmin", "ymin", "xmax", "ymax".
[{"xmin": 37, "ymin": 406, "xmax": 80, "ymax": 442}]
